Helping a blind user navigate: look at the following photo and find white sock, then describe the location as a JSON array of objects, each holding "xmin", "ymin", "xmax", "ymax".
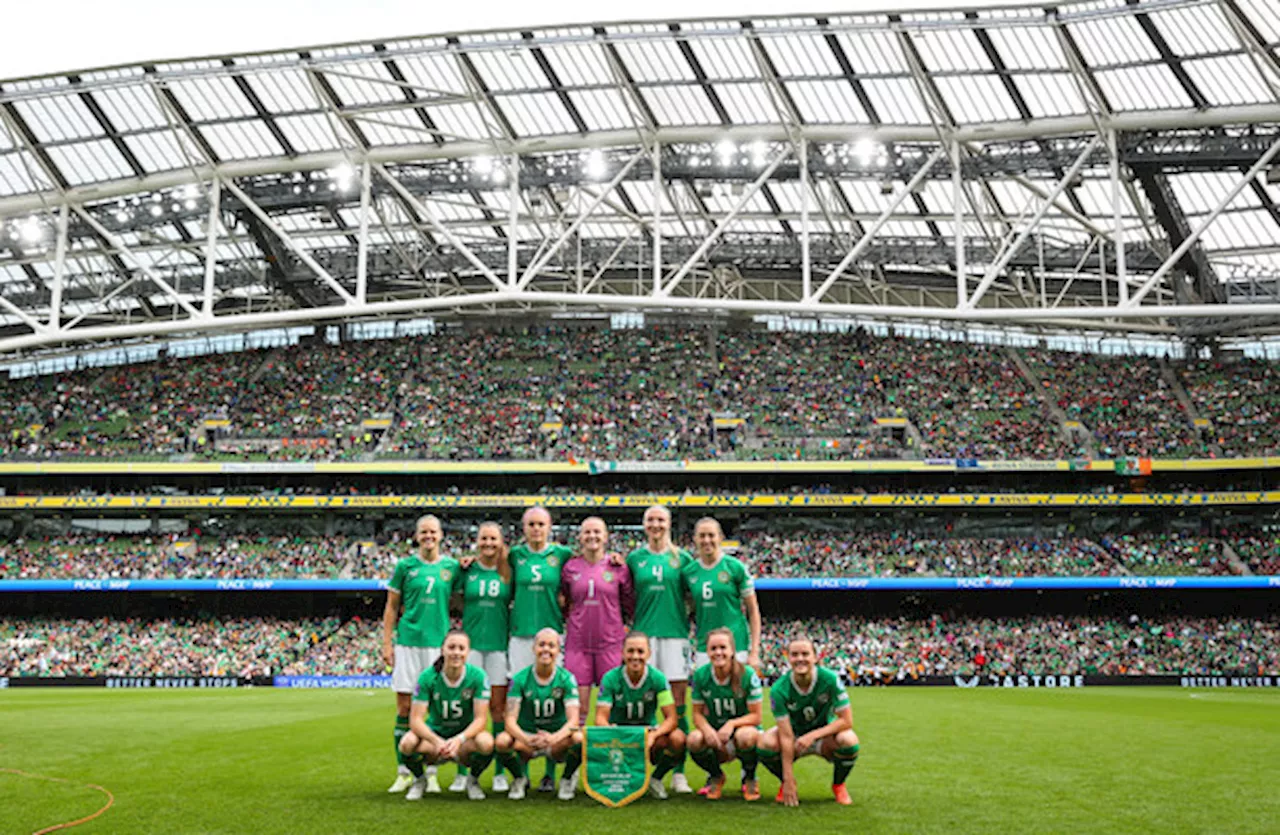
[{"xmin": 398, "ymin": 765, "xmax": 411, "ymax": 776}]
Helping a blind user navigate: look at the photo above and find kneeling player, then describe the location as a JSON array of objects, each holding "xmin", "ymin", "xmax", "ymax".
[
  {"xmin": 399, "ymin": 630, "xmax": 495, "ymax": 801},
  {"xmin": 594, "ymin": 632, "xmax": 686, "ymax": 800},
  {"xmin": 687, "ymin": 627, "xmax": 763, "ymax": 801},
  {"xmin": 757, "ymin": 637, "xmax": 859, "ymax": 807},
  {"xmin": 496, "ymin": 628, "xmax": 583, "ymax": 801}
]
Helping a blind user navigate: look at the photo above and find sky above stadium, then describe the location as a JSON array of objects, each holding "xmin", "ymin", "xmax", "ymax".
[{"xmin": 2, "ymin": 0, "xmax": 1036, "ymax": 80}]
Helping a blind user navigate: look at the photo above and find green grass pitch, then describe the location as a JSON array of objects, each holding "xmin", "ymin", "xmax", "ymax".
[{"xmin": 2, "ymin": 687, "xmax": 1278, "ymax": 834}]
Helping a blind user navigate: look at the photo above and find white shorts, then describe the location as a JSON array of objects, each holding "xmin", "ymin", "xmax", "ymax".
[
  {"xmin": 392, "ymin": 645, "xmax": 440, "ymax": 694},
  {"xmin": 507, "ymin": 635, "xmax": 562, "ymax": 680},
  {"xmin": 692, "ymin": 649, "xmax": 749, "ymax": 669},
  {"xmin": 468, "ymin": 649, "xmax": 509, "ymax": 687},
  {"xmin": 650, "ymin": 638, "xmax": 691, "ymax": 682},
  {"xmin": 798, "ymin": 737, "xmax": 827, "ymax": 758}
]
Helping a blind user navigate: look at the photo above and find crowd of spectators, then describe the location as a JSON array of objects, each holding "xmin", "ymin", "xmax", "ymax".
[
  {"xmin": 5, "ymin": 328, "xmax": 1273, "ymax": 462},
  {"xmin": 1096, "ymin": 533, "xmax": 1235, "ymax": 576},
  {"xmin": 2, "ymin": 530, "xmax": 1267, "ymax": 579},
  {"xmin": 5, "ymin": 613, "xmax": 1275, "ymax": 678},
  {"xmin": 1180, "ymin": 358, "xmax": 1280, "ymax": 457},
  {"xmin": 758, "ymin": 615, "xmax": 1280, "ymax": 680},
  {"xmin": 0, "ymin": 616, "xmax": 336, "ymax": 677}
]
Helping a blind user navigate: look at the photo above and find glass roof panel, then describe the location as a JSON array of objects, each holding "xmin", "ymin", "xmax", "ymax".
[
  {"xmin": 277, "ymin": 114, "xmax": 341, "ymax": 153},
  {"xmin": 0, "ymin": 152, "xmax": 41, "ymax": 196},
  {"xmin": 837, "ymin": 31, "xmax": 909, "ymax": 75},
  {"xmin": 568, "ymin": 89, "xmax": 637, "ymax": 131},
  {"xmin": 395, "ymin": 54, "xmax": 469, "ymax": 97},
  {"xmin": 13, "ymin": 95, "xmax": 102, "ymax": 143},
  {"xmin": 687, "ymin": 34, "xmax": 760, "ymax": 81},
  {"xmin": 321, "ymin": 62, "xmax": 403, "ymax": 108},
  {"xmin": 713, "ymin": 82, "xmax": 778, "ymax": 125},
  {"xmin": 910, "ymin": 29, "xmax": 993, "ymax": 73},
  {"xmin": 1183, "ymin": 55, "xmax": 1273, "ymax": 105},
  {"xmin": 202, "ymin": 121, "xmax": 286, "ymax": 160},
  {"xmin": 45, "ymin": 140, "xmax": 134, "ymax": 185},
  {"xmin": 123, "ymin": 131, "xmax": 193, "ymax": 172},
  {"xmin": 1149, "ymin": 5, "xmax": 1241, "ymax": 55},
  {"xmin": 640, "ymin": 85, "xmax": 719, "ymax": 125},
  {"xmin": 1069, "ymin": 15, "xmax": 1162, "ymax": 66},
  {"xmin": 1095, "ymin": 64, "xmax": 1193, "ymax": 109},
  {"xmin": 861, "ymin": 78, "xmax": 930, "ymax": 124},
  {"xmin": 358, "ymin": 108, "xmax": 436, "ymax": 145},
  {"xmin": 935, "ymin": 75, "xmax": 1023, "ymax": 123},
  {"xmin": 497, "ymin": 92, "xmax": 576, "ymax": 136},
  {"xmin": 417, "ymin": 103, "xmax": 491, "ymax": 142},
  {"xmin": 1014, "ymin": 73, "xmax": 1088, "ymax": 117},
  {"xmin": 1169, "ymin": 172, "xmax": 1256, "ymax": 214},
  {"xmin": 168, "ymin": 77, "xmax": 256, "ymax": 122},
  {"xmin": 469, "ymin": 48, "xmax": 550, "ymax": 92},
  {"xmin": 788, "ymin": 80, "xmax": 870, "ymax": 124},
  {"xmin": 93, "ymin": 85, "xmax": 168, "ymax": 132},
  {"xmin": 1234, "ymin": 0, "xmax": 1280, "ymax": 43},
  {"xmin": 540, "ymin": 43, "xmax": 615, "ymax": 88},
  {"xmin": 985, "ymin": 23, "xmax": 1067, "ymax": 71},
  {"xmin": 611, "ymin": 40, "xmax": 698, "ymax": 83},
  {"xmin": 248, "ymin": 69, "xmax": 322, "ymax": 113},
  {"xmin": 763, "ymin": 34, "xmax": 843, "ymax": 77},
  {"xmin": 1199, "ymin": 209, "xmax": 1272, "ymax": 249}
]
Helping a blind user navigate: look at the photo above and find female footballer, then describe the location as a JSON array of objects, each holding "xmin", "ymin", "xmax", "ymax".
[
  {"xmin": 495, "ymin": 628, "xmax": 583, "ymax": 801},
  {"xmin": 462, "ymin": 522, "xmax": 514, "ymax": 792},
  {"xmin": 561, "ymin": 517, "xmax": 633, "ymax": 711},
  {"xmin": 623, "ymin": 505, "xmax": 695, "ymax": 793},
  {"xmin": 398, "ymin": 630, "xmax": 495, "ymax": 801},
  {"xmin": 687, "ymin": 627, "xmax": 763, "ymax": 801},
  {"xmin": 756, "ymin": 637, "xmax": 860, "ymax": 807},
  {"xmin": 684, "ymin": 517, "xmax": 761, "ymax": 672},
  {"xmin": 594, "ymin": 632, "xmax": 686, "ymax": 800},
  {"xmin": 383, "ymin": 515, "xmax": 463, "ymax": 795}
]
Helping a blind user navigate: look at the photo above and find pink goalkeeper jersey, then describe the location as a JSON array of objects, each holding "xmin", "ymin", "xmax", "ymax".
[{"xmin": 561, "ymin": 556, "xmax": 633, "ymax": 652}]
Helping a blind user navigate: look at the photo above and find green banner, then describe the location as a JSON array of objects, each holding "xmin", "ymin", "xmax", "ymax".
[{"xmin": 582, "ymin": 726, "xmax": 650, "ymax": 807}]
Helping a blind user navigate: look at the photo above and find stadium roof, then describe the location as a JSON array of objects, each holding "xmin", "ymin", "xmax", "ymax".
[{"xmin": 0, "ymin": 0, "xmax": 1279, "ymax": 352}]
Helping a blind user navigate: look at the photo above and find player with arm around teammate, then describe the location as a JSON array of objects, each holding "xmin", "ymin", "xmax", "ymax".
[
  {"xmin": 623, "ymin": 505, "xmax": 695, "ymax": 793},
  {"xmin": 495, "ymin": 628, "xmax": 584, "ymax": 801},
  {"xmin": 398, "ymin": 630, "xmax": 495, "ymax": 802},
  {"xmin": 383, "ymin": 515, "xmax": 462, "ymax": 795},
  {"xmin": 462, "ymin": 522, "xmax": 514, "ymax": 792},
  {"xmin": 561, "ymin": 517, "xmax": 633, "ymax": 711},
  {"xmin": 757, "ymin": 637, "xmax": 860, "ymax": 807},
  {"xmin": 594, "ymin": 632, "xmax": 686, "ymax": 800},
  {"xmin": 687, "ymin": 627, "xmax": 764, "ymax": 801}
]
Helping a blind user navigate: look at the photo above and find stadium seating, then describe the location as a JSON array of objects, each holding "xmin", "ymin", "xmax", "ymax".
[
  {"xmin": 5, "ymin": 614, "xmax": 1275, "ymax": 678},
  {"xmin": 0, "ymin": 531, "xmax": 1254, "ymax": 579},
  {"xmin": 3, "ymin": 329, "xmax": 1275, "ymax": 461}
]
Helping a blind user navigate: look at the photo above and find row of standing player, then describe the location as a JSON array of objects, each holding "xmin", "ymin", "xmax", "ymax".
[{"xmin": 381, "ymin": 505, "xmax": 860, "ymax": 805}]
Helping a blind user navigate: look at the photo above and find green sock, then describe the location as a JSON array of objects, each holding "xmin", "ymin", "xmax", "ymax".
[
  {"xmin": 468, "ymin": 750, "xmax": 493, "ymax": 776},
  {"xmin": 652, "ymin": 748, "xmax": 680, "ymax": 781},
  {"xmin": 545, "ymin": 758, "xmax": 557, "ymax": 784},
  {"xmin": 672, "ymin": 708, "xmax": 689, "ymax": 774},
  {"xmin": 739, "ymin": 746, "xmax": 759, "ymax": 781},
  {"xmin": 499, "ymin": 751, "xmax": 526, "ymax": 780},
  {"xmin": 563, "ymin": 746, "xmax": 583, "ymax": 781},
  {"xmin": 494, "ymin": 760, "xmax": 504, "ymax": 779},
  {"xmin": 832, "ymin": 744, "xmax": 859, "ymax": 786},
  {"xmin": 758, "ymin": 751, "xmax": 783, "ymax": 780},
  {"xmin": 394, "ymin": 715, "xmax": 409, "ymax": 768},
  {"xmin": 404, "ymin": 752, "xmax": 425, "ymax": 778},
  {"xmin": 690, "ymin": 748, "xmax": 723, "ymax": 778}
]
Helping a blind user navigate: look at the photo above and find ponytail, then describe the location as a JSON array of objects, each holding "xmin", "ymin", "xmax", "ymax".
[{"xmin": 433, "ymin": 628, "xmax": 470, "ymax": 674}]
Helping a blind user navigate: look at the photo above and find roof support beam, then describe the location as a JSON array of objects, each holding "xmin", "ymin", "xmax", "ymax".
[
  {"xmin": 1126, "ymin": 134, "xmax": 1280, "ymax": 308},
  {"xmin": 71, "ymin": 205, "xmax": 202, "ymax": 320}
]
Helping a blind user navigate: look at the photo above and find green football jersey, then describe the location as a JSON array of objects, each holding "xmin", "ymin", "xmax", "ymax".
[
  {"xmin": 689, "ymin": 662, "xmax": 764, "ymax": 729},
  {"xmin": 388, "ymin": 554, "xmax": 462, "ymax": 648},
  {"xmin": 596, "ymin": 664, "xmax": 674, "ymax": 727},
  {"xmin": 508, "ymin": 665, "xmax": 580, "ymax": 733},
  {"xmin": 509, "ymin": 542, "xmax": 573, "ymax": 637},
  {"xmin": 462, "ymin": 560, "xmax": 512, "ymax": 653},
  {"xmin": 769, "ymin": 667, "xmax": 850, "ymax": 736},
  {"xmin": 626, "ymin": 547, "xmax": 693, "ymax": 639},
  {"xmin": 413, "ymin": 662, "xmax": 491, "ymax": 737},
  {"xmin": 682, "ymin": 555, "xmax": 755, "ymax": 652}
]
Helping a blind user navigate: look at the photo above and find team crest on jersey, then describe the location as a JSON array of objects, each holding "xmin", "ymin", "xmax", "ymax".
[
  {"xmin": 602, "ymin": 572, "xmax": 614, "ymax": 583},
  {"xmin": 461, "ymin": 688, "xmax": 474, "ymax": 699},
  {"xmin": 668, "ymin": 556, "xmax": 680, "ymax": 569},
  {"xmin": 440, "ymin": 569, "xmax": 453, "ymax": 582},
  {"xmin": 547, "ymin": 556, "xmax": 560, "ymax": 568},
  {"xmin": 553, "ymin": 688, "xmax": 565, "ymax": 699},
  {"xmin": 644, "ymin": 692, "xmax": 655, "ymax": 702},
  {"xmin": 717, "ymin": 571, "xmax": 730, "ymax": 584},
  {"xmin": 818, "ymin": 693, "xmax": 830, "ymax": 704}
]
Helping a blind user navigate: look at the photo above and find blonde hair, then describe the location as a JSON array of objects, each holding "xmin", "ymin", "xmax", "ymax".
[
  {"xmin": 476, "ymin": 521, "xmax": 511, "ymax": 584},
  {"xmin": 644, "ymin": 504, "xmax": 681, "ymax": 563}
]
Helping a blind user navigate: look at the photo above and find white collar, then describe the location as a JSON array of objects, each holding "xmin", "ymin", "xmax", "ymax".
[
  {"xmin": 623, "ymin": 665, "xmax": 649, "ymax": 690},
  {"xmin": 789, "ymin": 670, "xmax": 816, "ymax": 695}
]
